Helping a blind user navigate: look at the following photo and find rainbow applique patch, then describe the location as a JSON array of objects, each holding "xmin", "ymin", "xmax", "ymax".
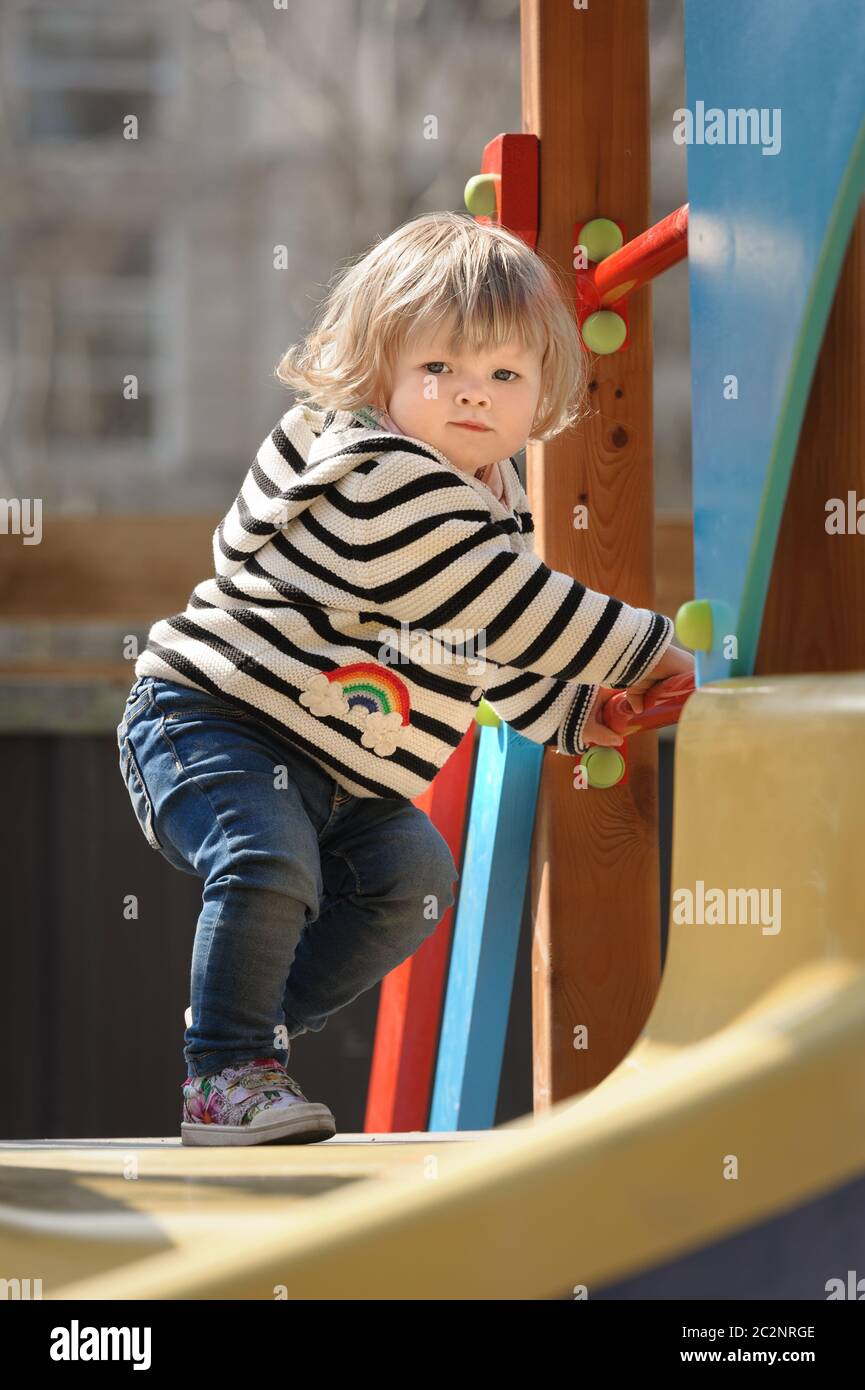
[{"xmin": 298, "ymin": 662, "xmax": 412, "ymax": 757}]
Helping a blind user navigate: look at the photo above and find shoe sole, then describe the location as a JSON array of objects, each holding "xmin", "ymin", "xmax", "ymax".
[{"xmin": 181, "ymin": 1102, "xmax": 336, "ymax": 1147}]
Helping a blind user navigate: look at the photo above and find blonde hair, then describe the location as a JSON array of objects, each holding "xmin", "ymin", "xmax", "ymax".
[{"xmin": 274, "ymin": 211, "xmax": 589, "ymax": 442}]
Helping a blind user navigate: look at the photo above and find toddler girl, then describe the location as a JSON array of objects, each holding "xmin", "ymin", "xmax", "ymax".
[{"xmin": 116, "ymin": 211, "xmax": 693, "ymax": 1146}]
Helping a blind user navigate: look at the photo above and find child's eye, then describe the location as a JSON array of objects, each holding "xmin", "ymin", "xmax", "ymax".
[{"xmin": 423, "ymin": 362, "xmax": 519, "ymax": 382}]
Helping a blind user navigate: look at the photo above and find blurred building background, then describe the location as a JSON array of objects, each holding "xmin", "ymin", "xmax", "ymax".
[{"xmin": 0, "ymin": 0, "xmax": 689, "ymax": 520}]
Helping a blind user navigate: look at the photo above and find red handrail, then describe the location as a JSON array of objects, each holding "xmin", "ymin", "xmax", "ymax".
[{"xmin": 592, "ymin": 203, "xmax": 689, "ymax": 305}]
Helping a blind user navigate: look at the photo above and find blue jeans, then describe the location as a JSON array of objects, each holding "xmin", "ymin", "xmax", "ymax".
[{"xmin": 116, "ymin": 676, "xmax": 459, "ymax": 1077}]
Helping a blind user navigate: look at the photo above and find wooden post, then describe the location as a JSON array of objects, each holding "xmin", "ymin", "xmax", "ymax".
[
  {"xmin": 521, "ymin": 0, "xmax": 662, "ymax": 1105},
  {"xmin": 757, "ymin": 206, "xmax": 865, "ymax": 673}
]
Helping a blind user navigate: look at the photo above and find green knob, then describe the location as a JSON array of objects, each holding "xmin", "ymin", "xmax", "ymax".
[
  {"xmin": 464, "ymin": 174, "xmax": 498, "ymax": 218},
  {"xmin": 581, "ymin": 310, "xmax": 627, "ymax": 354},
  {"xmin": 676, "ymin": 599, "xmax": 713, "ymax": 652},
  {"xmin": 581, "ymin": 746, "xmax": 626, "ymax": 789},
  {"xmin": 475, "ymin": 698, "xmax": 501, "ymax": 727},
  {"xmin": 578, "ymin": 218, "xmax": 624, "ymax": 263}
]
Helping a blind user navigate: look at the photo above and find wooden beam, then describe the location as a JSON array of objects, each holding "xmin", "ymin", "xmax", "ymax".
[
  {"xmin": 522, "ymin": 0, "xmax": 662, "ymax": 1105},
  {"xmin": 757, "ymin": 205, "xmax": 865, "ymax": 673},
  {"xmin": 0, "ymin": 515, "xmax": 218, "ymax": 620}
]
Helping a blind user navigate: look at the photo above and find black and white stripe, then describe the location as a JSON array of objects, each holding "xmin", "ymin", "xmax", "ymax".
[{"xmin": 135, "ymin": 402, "xmax": 674, "ymax": 796}]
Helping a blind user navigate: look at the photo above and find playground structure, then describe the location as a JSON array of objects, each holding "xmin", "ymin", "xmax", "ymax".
[{"xmin": 3, "ymin": 0, "xmax": 865, "ymax": 1300}]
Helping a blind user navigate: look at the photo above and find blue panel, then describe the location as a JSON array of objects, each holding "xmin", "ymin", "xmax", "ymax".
[
  {"xmin": 684, "ymin": 0, "xmax": 865, "ymax": 681},
  {"xmin": 429, "ymin": 724, "xmax": 543, "ymax": 1131}
]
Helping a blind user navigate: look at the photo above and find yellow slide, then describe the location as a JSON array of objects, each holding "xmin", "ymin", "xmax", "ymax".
[{"xmin": 4, "ymin": 673, "xmax": 863, "ymax": 1299}]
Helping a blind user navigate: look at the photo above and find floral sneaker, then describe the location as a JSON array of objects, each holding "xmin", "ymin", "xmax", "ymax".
[{"xmin": 181, "ymin": 1056, "xmax": 336, "ymax": 1147}]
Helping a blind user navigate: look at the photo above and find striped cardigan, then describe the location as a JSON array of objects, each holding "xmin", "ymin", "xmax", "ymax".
[{"xmin": 134, "ymin": 401, "xmax": 674, "ymax": 800}]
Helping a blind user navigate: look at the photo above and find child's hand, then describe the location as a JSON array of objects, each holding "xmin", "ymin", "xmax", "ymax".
[
  {"xmin": 582, "ymin": 650, "xmax": 694, "ymax": 747},
  {"xmin": 581, "ymin": 687, "xmax": 627, "ymax": 747},
  {"xmin": 618, "ymin": 647, "xmax": 695, "ymax": 702}
]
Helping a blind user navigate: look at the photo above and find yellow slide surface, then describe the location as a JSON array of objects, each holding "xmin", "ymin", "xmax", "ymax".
[{"xmin": 3, "ymin": 673, "xmax": 863, "ymax": 1299}]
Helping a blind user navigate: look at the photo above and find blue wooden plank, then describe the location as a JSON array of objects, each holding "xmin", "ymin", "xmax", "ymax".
[{"xmin": 429, "ymin": 723, "xmax": 543, "ymax": 1131}]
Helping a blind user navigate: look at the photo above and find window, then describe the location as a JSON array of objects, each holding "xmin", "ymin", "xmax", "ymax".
[
  {"xmin": 10, "ymin": 0, "xmax": 164, "ymax": 143},
  {"xmin": 13, "ymin": 228, "xmax": 157, "ymax": 445}
]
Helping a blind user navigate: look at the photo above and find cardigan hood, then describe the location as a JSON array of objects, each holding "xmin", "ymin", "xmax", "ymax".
[{"xmin": 213, "ymin": 402, "xmax": 528, "ymax": 582}]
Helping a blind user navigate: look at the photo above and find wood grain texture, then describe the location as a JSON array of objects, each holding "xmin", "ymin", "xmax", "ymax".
[
  {"xmin": 522, "ymin": 0, "xmax": 663, "ymax": 1105},
  {"xmin": 757, "ymin": 204, "xmax": 865, "ymax": 674},
  {"xmin": 0, "ymin": 514, "xmax": 217, "ymax": 620}
]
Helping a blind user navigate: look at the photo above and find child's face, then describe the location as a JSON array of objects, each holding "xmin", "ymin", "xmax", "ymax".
[{"xmin": 385, "ymin": 319, "xmax": 542, "ymax": 474}]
